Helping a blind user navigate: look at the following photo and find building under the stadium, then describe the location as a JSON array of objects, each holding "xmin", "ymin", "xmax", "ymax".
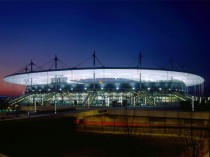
[{"xmin": 4, "ymin": 53, "xmax": 204, "ymax": 110}]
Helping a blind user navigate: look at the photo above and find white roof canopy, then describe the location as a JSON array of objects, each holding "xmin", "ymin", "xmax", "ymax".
[{"xmin": 4, "ymin": 68, "xmax": 204, "ymax": 87}]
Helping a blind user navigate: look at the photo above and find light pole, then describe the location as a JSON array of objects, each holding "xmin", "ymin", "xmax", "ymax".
[
  {"xmin": 27, "ymin": 102, "xmax": 30, "ymax": 117},
  {"xmin": 54, "ymin": 74, "xmax": 63, "ymax": 114}
]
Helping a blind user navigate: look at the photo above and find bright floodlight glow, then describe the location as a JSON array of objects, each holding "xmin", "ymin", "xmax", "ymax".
[{"xmin": 4, "ymin": 68, "xmax": 204, "ymax": 87}]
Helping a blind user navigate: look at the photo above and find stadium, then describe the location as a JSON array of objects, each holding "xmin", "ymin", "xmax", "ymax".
[{"xmin": 4, "ymin": 53, "xmax": 204, "ymax": 109}]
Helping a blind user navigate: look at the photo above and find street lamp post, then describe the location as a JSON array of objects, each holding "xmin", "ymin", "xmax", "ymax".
[
  {"xmin": 55, "ymin": 100, "xmax": 57, "ymax": 114},
  {"xmin": 27, "ymin": 103, "xmax": 30, "ymax": 117},
  {"xmin": 54, "ymin": 74, "xmax": 63, "ymax": 114}
]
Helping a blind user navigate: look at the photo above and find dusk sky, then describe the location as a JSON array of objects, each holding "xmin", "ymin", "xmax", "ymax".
[{"xmin": 0, "ymin": 1, "xmax": 210, "ymax": 96}]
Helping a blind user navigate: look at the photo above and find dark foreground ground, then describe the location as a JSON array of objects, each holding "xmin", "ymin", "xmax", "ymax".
[{"xmin": 0, "ymin": 115, "xmax": 186, "ymax": 157}]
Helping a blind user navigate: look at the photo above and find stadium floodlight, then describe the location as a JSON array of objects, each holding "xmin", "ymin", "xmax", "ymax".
[
  {"xmin": 4, "ymin": 68, "xmax": 204, "ymax": 87},
  {"xmin": 3, "ymin": 65, "xmax": 205, "ymax": 107}
]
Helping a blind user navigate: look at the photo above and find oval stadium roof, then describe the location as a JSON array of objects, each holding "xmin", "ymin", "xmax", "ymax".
[{"xmin": 4, "ymin": 67, "xmax": 204, "ymax": 87}]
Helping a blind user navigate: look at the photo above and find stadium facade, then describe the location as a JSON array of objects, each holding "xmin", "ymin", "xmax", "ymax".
[{"xmin": 4, "ymin": 54, "xmax": 204, "ymax": 108}]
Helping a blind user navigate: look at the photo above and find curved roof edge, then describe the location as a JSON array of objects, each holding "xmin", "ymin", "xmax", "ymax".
[
  {"xmin": 4, "ymin": 66, "xmax": 202, "ymax": 78},
  {"xmin": 4, "ymin": 67, "xmax": 204, "ymax": 87}
]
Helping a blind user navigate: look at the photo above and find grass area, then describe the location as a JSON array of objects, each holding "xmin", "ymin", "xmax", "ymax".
[{"xmin": 0, "ymin": 116, "xmax": 186, "ymax": 157}]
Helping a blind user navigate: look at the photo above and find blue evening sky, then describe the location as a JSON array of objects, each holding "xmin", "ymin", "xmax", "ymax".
[{"xmin": 0, "ymin": 1, "xmax": 210, "ymax": 96}]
